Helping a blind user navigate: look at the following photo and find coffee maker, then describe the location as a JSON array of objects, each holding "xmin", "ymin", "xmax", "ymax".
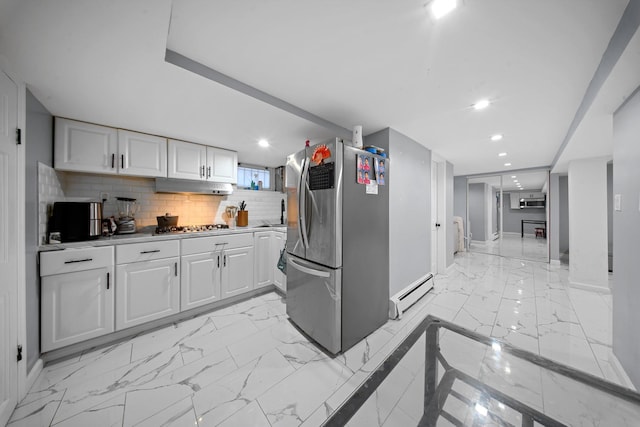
[{"xmin": 116, "ymin": 197, "xmax": 139, "ymax": 234}]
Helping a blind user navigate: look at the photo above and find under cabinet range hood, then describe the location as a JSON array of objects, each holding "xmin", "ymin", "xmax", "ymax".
[{"xmin": 155, "ymin": 178, "xmax": 233, "ymax": 195}]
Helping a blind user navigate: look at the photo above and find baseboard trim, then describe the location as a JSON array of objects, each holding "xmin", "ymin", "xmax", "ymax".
[
  {"xmin": 569, "ymin": 280, "xmax": 611, "ymax": 294},
  {"xmin": 25, "ymin": 358, "xmax": 43, "ymax": 394},
  {"xmin": 609, "ymin": 352, "xmax": 637, "ymax": 391}
]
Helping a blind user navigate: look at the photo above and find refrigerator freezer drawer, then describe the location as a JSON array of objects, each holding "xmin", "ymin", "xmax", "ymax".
[{"xmin": 286, "ymin": 255, "xmax": 341, "ymax": 354}]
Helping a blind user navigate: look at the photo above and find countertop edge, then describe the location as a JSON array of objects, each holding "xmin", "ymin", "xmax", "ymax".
[{"xmin": 39, "ymin": 225, "xmax": 287, "ymax": 251}]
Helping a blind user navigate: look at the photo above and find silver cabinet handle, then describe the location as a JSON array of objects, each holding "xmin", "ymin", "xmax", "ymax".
[
  {"xmin": 207, "ymin": 166, "xmax": 211, "ymax": 178},
  {"xmin": 223, "ymin": 255, "xmax": 227, "ymax": 267},
  {"xmin": 288, "ymin": 258, "xmax": 330, "ymax": 278},
  {"xmin": 140, "ymin": 250, "xmax": 160, "ymax": 254},
  {"xmin": 217, "ymin": 255, "xmax": 220, "ymax": 268},
  {"xmin": 107, "ymin": 272, "xmax": 110, "ymax": 290},
  {"xmin": 121, "ymin": 154, "xmax": 124, "ymax": 169},
  {"xmin": 64, "ymin": 258, "xmax": 93, "ymax": 264},
  {"xmin": 111, "ymin": 153, "xmax": 115, "ymax": 168},
  {"xmin": 174, "ymin": 262, "xmax": 178, "ymax": 277}
]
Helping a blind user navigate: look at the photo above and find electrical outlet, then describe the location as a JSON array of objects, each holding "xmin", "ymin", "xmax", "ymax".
[{"xmin": 100, "ymin": 192, "xmax": 110, "ymax": 202}]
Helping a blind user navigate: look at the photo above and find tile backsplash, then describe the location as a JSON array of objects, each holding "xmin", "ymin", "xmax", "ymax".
[
  {"xmin": 38, "ymin": 166, "xmax": 287, "ymax": 243},
  {"xmin": 38, "ymin": 162, "xmax": 65, "ymax": 244}
]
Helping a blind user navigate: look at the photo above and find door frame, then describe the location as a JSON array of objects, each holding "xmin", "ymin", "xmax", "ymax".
[
  {"xmin": 0, "ymin": 62, "xmax": 28, "ymax": 419},
  {"xmin": 431, "ymin": 155, "xmax": 448, "ymax": 274}
]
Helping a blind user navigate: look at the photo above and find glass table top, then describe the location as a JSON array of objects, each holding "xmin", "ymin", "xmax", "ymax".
[{"xmin": 323, "ymin": 316, "xmax": 640, "ymax": 427}]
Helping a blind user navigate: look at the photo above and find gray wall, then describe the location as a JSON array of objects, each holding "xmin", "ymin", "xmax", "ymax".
[
  {"xmin": 446, "ymin": 161, "xmax": 454, "ymax": 266},
  {"xmin": 25, "ymin": 89, "xmax": 53, "ymax": 372},
  {"xmin": 503, "ymin": 193, "xmax": 546, "ymax": 234},
  {"xmin": 453, "ymin": 176, "xmax": 467, "ymax": 248},
  {"xmin": 612, "ymin": 86, "xmax": 640, "ymax": 389},
  {"xmin": 549, "ymin": 174, "xmax": 560, "ymax": 261},
  {"xmin": 469, "ymin": 183, "xmax": 486, "ymax": 241},
  {"xmin": 607, "ymin": 162, "xmax": 613, "ymax": 271},
  {"xmin": 365, "ymin": 128, "xmax": 431, "ymax": 296},
  {"xmin": 559, "ymin": 175, "xmax": 570, "ymax": 255}
]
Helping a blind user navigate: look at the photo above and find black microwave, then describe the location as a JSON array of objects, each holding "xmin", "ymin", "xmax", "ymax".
[{"xmin": 48, "ymin": 202, "xmax": 102, "ymax": 242}]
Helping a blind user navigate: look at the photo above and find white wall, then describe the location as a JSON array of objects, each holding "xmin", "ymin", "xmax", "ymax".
[
  {"xmin": 568, "ymin": 157, "xmax": 609, "ymax": 290},
  {"xmin": 612, "ymin": 86, "xmax": 640, "ymax": 389}
]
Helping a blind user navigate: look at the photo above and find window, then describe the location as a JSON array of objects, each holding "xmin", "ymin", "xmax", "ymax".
[{"xmin": 237, "ymin": 165, "xmax": 271, "ymax": 190}]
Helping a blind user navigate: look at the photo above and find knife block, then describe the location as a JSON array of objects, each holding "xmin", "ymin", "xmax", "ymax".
[{"xmin": 237, "ymin": 211, "xmax": 248, "ymax": 227}]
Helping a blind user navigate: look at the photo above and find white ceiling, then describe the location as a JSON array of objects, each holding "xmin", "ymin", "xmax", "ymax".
[
  {"xmin": 0, "ymin": 0, "xmax": 638, "ymax": 174},
  {"xmin": 468, "ymin": 171, "xmax": 548, "ymax": 193}
]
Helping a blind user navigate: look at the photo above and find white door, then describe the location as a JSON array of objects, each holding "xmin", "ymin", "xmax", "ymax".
[
  {"xmin": 41, "ymin": 267, "xmax": 114, "ymax": 352},
  {"xmin": 254, "ymin": 232, "xmax": 272, "ymax": 289},
  {"xmin": 221, "ymin": 246, "xmax": 254, "ymax": 298},
  {"xmin": 272, "ymin": 231, "xmax": 286, "ymax": 292},
  {"xmin": 430, "ymin": 161, "xmax": 439, "ymax": 274},
  {"xmin": 0, "ymin": 70, "xmax": 19, "ymax": 425},
  {"xmin": 54, "ymin": 117, "xmax": 118, "ymax": 174},
  {"xmin": 181, "ymin": 252, "xmax": 221, "ymax": 311},
  {"xmin": 206, "ymin": 147, "xmax": 237, "ymax": 183},
  {"xmin": 168, "ymin": 139, "xmax": 206, "ymax": 180},
  {"xmin": 117, "ymin": 129, "xmax": 167, "ymax": 178},
  {"xmin": 115, "ymin": 257, "xmax": 180, "ymax": 330}
]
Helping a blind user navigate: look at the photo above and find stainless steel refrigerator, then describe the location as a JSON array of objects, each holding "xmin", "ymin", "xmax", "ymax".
[{"xmin": 286, "ymin": 138, "xmax": 389, "ymax": 354}]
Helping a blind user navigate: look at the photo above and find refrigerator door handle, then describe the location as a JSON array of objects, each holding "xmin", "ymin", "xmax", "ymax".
[
  {"xmin": 288, "ymin": 257, "xmax": 330, "ymax": 278},
  {"xmin": 299, "ymin": 157, "xmax": 310, "ymax": 249}
]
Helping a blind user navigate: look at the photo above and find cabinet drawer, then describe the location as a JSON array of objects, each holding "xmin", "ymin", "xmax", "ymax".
[
  {"xmin": 40, "ymin": 246, "xmax": 114, "ymax": 276},
  {"xmin": 182, "ymin": 233, "xmax": 253, "ymax": 256},
  {"xmin": 116, "ymin": 240, "xmax": 180, "ymax": 264}
]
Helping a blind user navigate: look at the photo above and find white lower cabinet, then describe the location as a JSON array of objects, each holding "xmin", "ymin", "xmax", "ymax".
[
  {"xmin": 273, "ymin": 231, "xmax": 286, "ymax": 292},
  {"xmin": 115, "ymin": 241, "xmax": 180, "ymax": 330},
  {"xmin": 181, "ymin": 251, "xmax": 221, "ymax": 311},
  {"xmin": 40, "ymin": 247, "xmax": 115, "ymax": 352},
  {"xmin": 254, "ymin": 231, "xmax": 273, "ymax": 289},
  {"xmin": 181, "ymin": 233, "xmax": 254, "ymax": 308},
  {"xmin": 222, "ymin": 245, "xmax": 255, "ymax": 297}
]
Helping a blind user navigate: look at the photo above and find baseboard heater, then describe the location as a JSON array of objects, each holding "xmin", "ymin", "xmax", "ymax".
[{"xmin": 389, "ymin": 273, "xmax": 434, "ymax": 319}]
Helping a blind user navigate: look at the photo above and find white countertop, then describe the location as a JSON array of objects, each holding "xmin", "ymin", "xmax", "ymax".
[{"xmin": 40, "ymin": 224, "xmax": 287, "ymax": 251}]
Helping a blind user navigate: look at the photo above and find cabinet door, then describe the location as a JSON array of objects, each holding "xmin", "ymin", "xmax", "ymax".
[
  {"xmin": 206, "ymin": 147, "xmax": 237, "ymax": 183},
  {"xmin": 221, "ymin": 246, "xmax": 254, "ymax": 298},
  {"xmin": 41, "ymin": 266, "xmax": 114, "ymax": 352},
  {"xmin": 168, "ymin": 139, "xmax": 207, "ymax": 180},
  {"xmin": 181, "ymin": 252, "xmax": 221, "ymax": 311},
  {"xmin": 254, "ymin": 232, "xmax": 273, "ymax": 289},
  {"xmin": 118, "ymin": 129, "xmax": 167, "ymax": 178},
  {"xmin": 272, "ymin": 232, "xmax": 286, "ymax": 292},
  {"xmin": 54, "ymin": 117, "xmax": 118, "ymax": 174},
  {"xmin": 116, "ymin": 257, "xmax": 180, "ymax": 330},
  {"xmin": 510, "ymin": 193, "xmax": 522, "ymax": 210}
]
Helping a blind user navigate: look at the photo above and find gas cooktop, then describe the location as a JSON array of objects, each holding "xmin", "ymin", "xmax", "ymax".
[{"xmin": 154, "ymin": 224, "xmax": 229, "ymax": 235}]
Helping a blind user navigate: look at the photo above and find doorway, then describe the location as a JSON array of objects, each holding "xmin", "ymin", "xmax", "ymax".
[
  {"xmin": 0, "ymin": 69, "xmax": 20, "ymax": 425},
  {"xmin": 467, "ymin": 171, "xmax": 550, "ymax": 262}
]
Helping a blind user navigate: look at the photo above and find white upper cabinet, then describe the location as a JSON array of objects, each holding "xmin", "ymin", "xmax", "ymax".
[
  {"xmin": 168, "ymin": 140, "xmax": 238, "ymax": 183},
  {"xmin": 55, "ymin": 118, "xmax": 168, "ymax": 178},
  {"xmin": 168, "ymin": 139, "xmax": 208, "ymax": 180},
  {"xmin": 55, "ymin": 117, "xmax": 118, "ymax": 174},
  {"xmin": 207, "ymin": 147, "xmax": 237, "ymax": 183},
  {"xmin": 117, "ymin": 129, "xmax": 167, "ymax": 178}
]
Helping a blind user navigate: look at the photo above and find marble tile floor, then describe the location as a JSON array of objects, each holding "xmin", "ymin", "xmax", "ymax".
[
  {"xmin": 470, "ymin": 233, "xmax": 549, "ymax": 263},
  {"xmin": 9, "ymin": 251, "xmax": 623, "ymax": 427}
]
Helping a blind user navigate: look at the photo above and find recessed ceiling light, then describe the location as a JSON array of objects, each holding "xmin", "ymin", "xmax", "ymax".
[
  {"xmin": 491, "ymin": 134, "xmax": 503, "ymax": 141},
  {"xmin": 511, "ymin": 175, "xmax": 516, "ymax": 178},
  {"xmin": 430, "ymin": 0, "xmax": 457, "ymax": 19},
  {"xmin": 504, "ymin": 163, "xmax": 511, "ymax": 166},
  {"xmin": 498, "ymin": 152, "xmax": 507, "ymax": 157},
  {"xmin": 473, "ymin": 99, "xmax": 490, "ymax": 110},
  {"xmin": 258, "ymin": 139, "xmax": 269, "ymax": 147}
]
